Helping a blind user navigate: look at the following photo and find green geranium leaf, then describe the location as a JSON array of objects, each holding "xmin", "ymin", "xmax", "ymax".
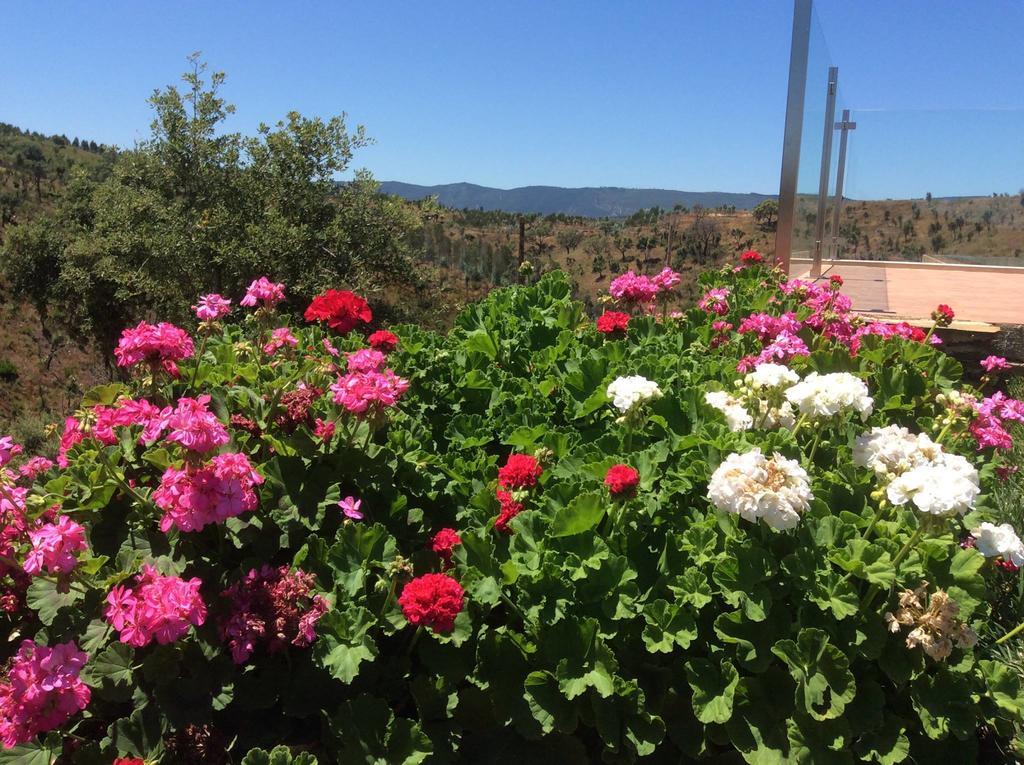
[
  {"xmin": 685, "ymin": 658, "xmax": 739, "ymax": 724},
  {"xmin": 829, "ymin": 539, "xmax": 894, "ymax": 588},
  {"xmin": 911, "ymin": 669, "xmax": 976, "ymax": 740},
  {"xmin": 642, "ymin": 599, "xmax": 697, "ymax": 653},
  {"xmin": 26, "ymin": 576, "xmax": 84, "ymax": 626},
  {"xmin": 313, "ymin": 606, "xmax": 379, "ymax": 684},
  {"xmin": 549, "ymin": 492, "xmax": 605, "ymax": 537},
  {"xmin": 854, "ymin": 713, "xmax": 910, "ymax": 764},
  {"xmin": 772, "ymin": 628, "xmax": 856, "ymax": 721},
  {"xmin": 324, "ymin": 693, "xmax": 432, "ymax": 764},
  {"xmin": 978, "ymin": 659, "xmax": 1024, "ymax": 718},
  {"xmin": 82, "ymin": 641, "xmax": 134, "ymax": 689},
  {"xmin": 809, "ymin": 570, "xmax": 860, "ymax": 620},
  {"xmin": 109, "ymin": 704, "xmax": 167, "ymax": 758},
  {"xmin": 524, "ymin": 670, "xmax": 578, "ymax": 734},
  {"xmin": 0, "ymin": 733, "xmax": 62, "ymax": 765}
]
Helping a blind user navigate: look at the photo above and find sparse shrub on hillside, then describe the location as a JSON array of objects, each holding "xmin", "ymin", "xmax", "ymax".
[
  {"xmin": 2, "ymin": 259, "xmax": 1024, "ymax": 762},
  {"xmin": 0, "ymin": 359, "xmax": 17, "ymax": 382}
]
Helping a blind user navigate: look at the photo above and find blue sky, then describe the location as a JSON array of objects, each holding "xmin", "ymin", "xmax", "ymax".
[{"xmin": 2, "ymin": 1, "xmax": 1022, "ymax": 198}]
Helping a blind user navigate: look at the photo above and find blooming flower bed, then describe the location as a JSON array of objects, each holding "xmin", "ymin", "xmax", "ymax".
[{"xmin": 1, "ymin": 260, "xmax": 1023, "ymax": 762}]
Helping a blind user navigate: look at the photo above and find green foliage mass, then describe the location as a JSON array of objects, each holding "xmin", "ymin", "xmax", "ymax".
[
  {"xmin": 1, "ymin": 56, "xmax": 419, "ymax": 355},
  {"xmin": 5, "ymin": 265, "xmax": 1024, "ymax": 762}
]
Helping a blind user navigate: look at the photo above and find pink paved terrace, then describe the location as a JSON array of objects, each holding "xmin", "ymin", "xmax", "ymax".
[{"xmin": 789, "ymin": 259, "xmax": 1024, "ymax": 330}]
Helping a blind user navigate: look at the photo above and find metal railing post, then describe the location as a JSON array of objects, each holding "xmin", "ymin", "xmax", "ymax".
[
  {"xmin": 829, "ymin": 109, "xmax": 856, "ymax": 260},
  {"xmin": 811, "ymin": 66, "xmax": 838, "ymax": 277},
  {"xmin": 774, "ymin": 0, "xmax": 813, "ymax": 274}
]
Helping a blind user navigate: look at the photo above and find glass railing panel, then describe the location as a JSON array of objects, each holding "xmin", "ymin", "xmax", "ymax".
[{"xmin": 832, "ymin": 108, "xmax": 1024, "ymax": 267}]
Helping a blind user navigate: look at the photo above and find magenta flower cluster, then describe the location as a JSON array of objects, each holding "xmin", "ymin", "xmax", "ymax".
[
  {"xmin": 164, "ymin": 395, "xmax": 230, "ymax": 453},
  {"xmin": 105, "ymin": 565, "xmax": 207, "ymax": 647},
  {"xmin": 971, "ymin": 392, "xmax": 1024, "ymax": 451},
  {"xmin": 698, "ymin": 287, "xmax": 731, "ymax": 315},
  {"xmin": 346, "ymin": 348, "xmax": 387, "ymax": 373},
  {"xmin": 609, "ymin": 272, "xmax": 660, "ymax": 305},
  {"xmin": 0, "ymin": 640, "xmax": 91, "ymax": 748},
  {"xmin": 153, "ymin": 452, "xmax": 264, "ymax": 533},
  {"xmin": 240, "ymin": 276, "xmax": 286, "ymax": 309},
  {"xmin": 263, "ymin": 327, "xmax": 299, "ymax": 356},
  {"xmin": 330, "ymin": 369, "xmax": 410, "ymax": 417},
  {"xmin": 114, "ymin": 321, "xmax": 195, "ymax": 377},
  {"xmin": 23, "ymin": 516, "xmax": 87, "ymax": 575},
  {"xmin": 193, "ymin": 293, "xmax": 232, "ymax": 321}
]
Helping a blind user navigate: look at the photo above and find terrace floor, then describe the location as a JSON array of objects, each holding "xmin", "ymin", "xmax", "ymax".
[{"xmin": 788, "ymin": 258, "xmax": 1024, "ymax": 329}]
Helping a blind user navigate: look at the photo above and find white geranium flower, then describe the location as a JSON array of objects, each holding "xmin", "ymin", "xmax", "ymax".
[
  {"xmin": 785, "ymin": 372, "xmax": 873, "ymax": 420},
  {"xmin": 853, "ymin": 425, "xmax": 940, "ymax": 478},
  {"xmin": 886, "ymin": 458, "xmax": 980, "ymax": 516},
  {"xmin": 704, "ymin": 390, "xmax": 753, "ymax": 432},
  {"xmin": 607, "ymin": 375, "xmax": 662, "ymax": 413},
  {"xmin": 971, "ymin": 522, "xmax": 1024, "ymax": 568},
  {"xmin": 707, "ymin": 448, "xmax": 812, "ymax": 531},
  {"xmin": 745, "ymin": 363, "xmax": 800, "ymax": 392}
]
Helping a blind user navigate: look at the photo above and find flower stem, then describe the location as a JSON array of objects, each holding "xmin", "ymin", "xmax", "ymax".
[
  {"xmin": 405, "ymin": 624, "xmax": 424, "ymax": 659},
  {"xmin": 862, "ymin": 522, "xmax": 928, "ymax": 610},
  {"xmin": 188, "ymin": 334, "xmax": 209, "ymax": 390},
  {"xmin": 378, "ymin": 577, "xmax": 397, "ymax": 619},
  {"xmin": 806, "ymin": 433, "xmax": 822, "ymax": 464},
  {"xmin": 791, "ymin": 414, "xmax": 808, "ymax": 438},
  {"xmin": 996, "ymin": 621, "xmax": 1024, "ymax": 645},
  {"xmin": 891, "ymin": 524, "xmax": 927, "ymax": 571}
]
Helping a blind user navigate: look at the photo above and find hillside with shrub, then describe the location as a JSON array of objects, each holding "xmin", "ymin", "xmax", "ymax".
[{"xmin": 2, "ymin": 258, "xmax": 1024, "ymax": 761}]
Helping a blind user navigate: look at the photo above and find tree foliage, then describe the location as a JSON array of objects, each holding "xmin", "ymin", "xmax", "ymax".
[{"xmin": 1, "ymin": 56, "xmax": 418, "ymax": 354}]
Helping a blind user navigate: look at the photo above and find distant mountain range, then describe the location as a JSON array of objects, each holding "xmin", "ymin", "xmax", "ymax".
[{"xmin": 378, "ymin": 181, "xmax": 775, "ymax": 218}]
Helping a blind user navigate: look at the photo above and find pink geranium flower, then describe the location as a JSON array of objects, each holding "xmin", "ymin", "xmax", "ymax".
[
  {"xmin": 192, "ymin": 293, "xmax": 232, "ymax": 321},
  {"xmin": 240, "ymin": 277, "xmax": 286, "ymax": 309},
  {"xmin": 330, "ymin": 369, "xmax": 410, "ymax": 417},
  {"xmin": 981, "ymin": 355, "xmax": 1011, "ymax": 373},
  {"xmin": 0, "ymin": 437, "xmax": 22, "ymax": 468},
  {"xmin": 0, "ymin": 640, "xmax": 91, "ymax": 748},
  {"xmin": 339, "ymin": 496, "xmax": 364, "ymax": 520},
  {"xmin": 698, "ymin": 288, "xmax": 730, "ymax": 315},
  {"xmin": 23, "ymin": 516, "xmax": 87, "ymax": 575},
  {"xmin": 263, "ymin": 327, "xmax": 299, "ymax": 356},
  {"xmin": 164, "ymin": 395, "xmax": 229, "ymax": 454},
  {"xmin": 153, "ymin": 453, "xmax": 263, "ymax": 533},
  {"xmin": 105, "ymin": 566, "xmax": 206, "ymax": 647},
  {"xmin": 114, "ymin": 321, "xmax": 194, "ymax": 377},
  {"xmin": 220, "ymin": 565, "xmax": 327, "ymax": 663},
  {"xmin": 346, "ymin": 348, "xmax": 387, "ymax": 373},
  {"xmin": 609, "ymin": 272, "xmax": 659, "ymax": 306}
]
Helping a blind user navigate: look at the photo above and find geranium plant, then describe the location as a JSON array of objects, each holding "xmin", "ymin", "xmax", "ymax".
[{"xmin": 1, "ymin": 264, "xmax": 1023, "ymax": 763}]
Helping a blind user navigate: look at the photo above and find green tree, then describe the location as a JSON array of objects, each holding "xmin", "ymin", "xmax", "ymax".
[
  {"xmin": 2, "ymin": 55, "xmax": 417, "ymax": 354},
  {"xmin": 556, "ymin": 228, "xmax": 584, "ymax": 256},
  {"xmin": 752, "ymin": 198, "xmax": 778, "ymax": 231}
]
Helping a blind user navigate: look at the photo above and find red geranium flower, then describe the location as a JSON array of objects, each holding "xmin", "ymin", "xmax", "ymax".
[
  {"xmin": 740, "ymin": 250, "xmax": 764, "ymax": 264},
  {"xmin": 494, "ymin": 490, "xmax": 524, "ymax": 534},
  {"xmin": 829, "ymin": 274, "xmax": 844, "ymax": 287},
  {"xmin": 932, "ymin": 304, "xmax": 955, "ymax": 327},
  {"xmin": 368, "ymin": 329, "xmax": 399, "ymax": 352},
  {"xmin": 398, "ymin": 573, "xmax": 464, "ymax": 633},
  {"xmin": 431, "ymin": 528, "xmax": 462, "ymax": 568},
  {"xmin": 596, "ymin": 311, "xmax": 630, "ymax": 336},
  {"xmin": 497, "ymin": 454, "xmax": 543, "ymax": 490},
  {"xmin": 304, "ymin": 289, "xmax": 373, "ymax": 334},
  {"xmin": 604, "ymin": 464, "xmax": 640, "ymax": 497}
]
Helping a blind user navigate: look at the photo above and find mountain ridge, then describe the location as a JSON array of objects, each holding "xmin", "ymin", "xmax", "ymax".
[{"xmin": 378, "ymin": 180, "xmax": 775, "ymax": 218}]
